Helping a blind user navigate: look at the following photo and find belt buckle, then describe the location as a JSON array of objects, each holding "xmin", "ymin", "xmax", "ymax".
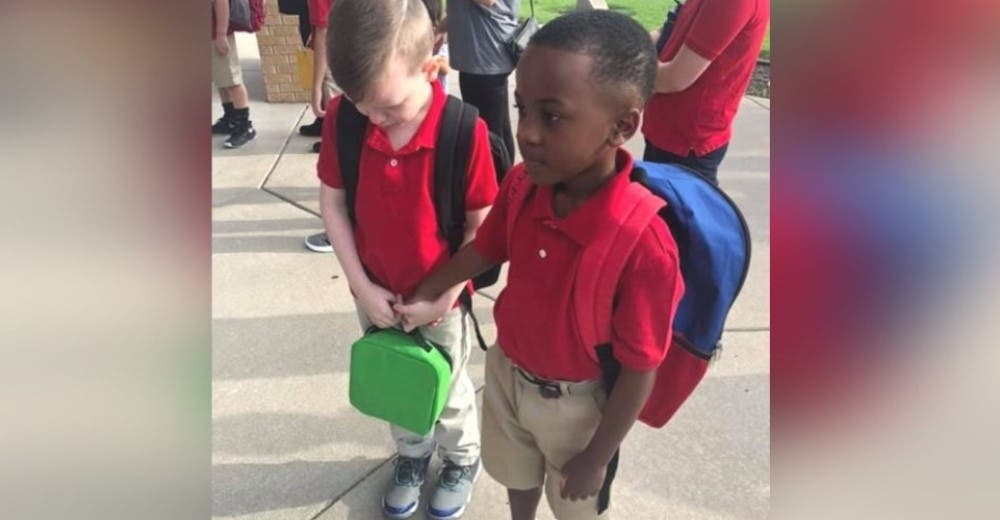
[{"xmin": 539, "ymin": 382, "xmax": 562, "ymax": 399}]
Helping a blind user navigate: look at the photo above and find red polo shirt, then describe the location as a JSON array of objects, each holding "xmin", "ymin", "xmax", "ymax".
[
  {"xmin": 474, "ymin": 150, "xmax": 684, "ymax": 381},
  {"xmin": 317, "ymin": 81, "xmax": 498, "ymax": 298},
  {"xmin": 308, "ymin": 0, "xmax": 333, "ymax": 28},
  {"xmin": 643, "ymin": 0, "xmax": 770, "ymax": 156}
]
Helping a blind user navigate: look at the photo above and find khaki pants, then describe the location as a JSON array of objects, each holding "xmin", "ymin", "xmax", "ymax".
[
  {"xmin": 211, "ymin": 34, "xmax": 242, "ymax": 88},
  {"xmin": 356, "ymin": 306, "xmax": 480, "ymax": 465},
  {"xmin": 482, "ymin": 346, "xmax": 610, "ymax": 519}
]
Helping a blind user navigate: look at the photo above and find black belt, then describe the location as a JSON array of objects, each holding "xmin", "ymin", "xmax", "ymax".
[{"xmin": 515, "ymin": 367, "xmax": 564, "ymax": 399}]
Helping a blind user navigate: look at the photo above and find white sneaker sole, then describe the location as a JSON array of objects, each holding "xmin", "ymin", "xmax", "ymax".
[{"xmin": 382, "ymin": 496, "xmax": 419, "ymax": 519}]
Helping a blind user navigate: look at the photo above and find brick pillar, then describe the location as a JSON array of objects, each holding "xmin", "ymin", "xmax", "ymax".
[{"xmin": 256, "ymin": 0, "xmax": 311, "ymax": 103}]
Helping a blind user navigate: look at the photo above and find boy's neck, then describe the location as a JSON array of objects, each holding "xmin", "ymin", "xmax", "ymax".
[
  {"xmin": 384, "ymin": 81, "xmax": 434, "ymax": 151},
  {"xmin": 554, "ymin": 148, "xmax": 620, "ymax": 202}
]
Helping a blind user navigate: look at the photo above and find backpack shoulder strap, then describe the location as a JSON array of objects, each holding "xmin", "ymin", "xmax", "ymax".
[
  {"xmin": 574, "ymin": 179, "xmax": 665, "ymax": 358},
  {"xmin": 435, "ymin": 95, "xmax": 478, "ymax": 254},
  {"xmin": 336, "ymin": 99, "xmax": 368, "ymax": 228}
]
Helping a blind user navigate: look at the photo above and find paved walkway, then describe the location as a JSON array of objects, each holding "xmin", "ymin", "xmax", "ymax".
[{"xmin": 213, "ymin": 32, "xmax": 770, "ymax": 520}]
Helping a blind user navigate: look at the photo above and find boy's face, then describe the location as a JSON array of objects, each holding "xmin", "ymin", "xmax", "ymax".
[
  {"xmin": 353, "ymin": 52, "xmax": 437, "ymax": 129},
  {"xmin": 514, "ymin": 46, "xmax": 637, "ymax": 186}
]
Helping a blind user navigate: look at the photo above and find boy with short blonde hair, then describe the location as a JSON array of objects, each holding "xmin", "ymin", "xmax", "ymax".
[{"xmin": 318, "ymin": 1, "xmax": 498, "ymax": 518}]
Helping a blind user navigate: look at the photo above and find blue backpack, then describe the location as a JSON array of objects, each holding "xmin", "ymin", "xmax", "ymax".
[{"xmin": 567, "ymin": 160, "xmax": 751, "ymax": 428}]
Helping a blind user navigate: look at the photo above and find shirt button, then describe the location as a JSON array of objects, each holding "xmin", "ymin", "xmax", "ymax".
[
  {"xmin": 538, "ymin": 249, "xmax": 547, "ymax": 259},
  {"xmin": 389, "ymin": 158, "xmax": 398, "ymax": 167}
]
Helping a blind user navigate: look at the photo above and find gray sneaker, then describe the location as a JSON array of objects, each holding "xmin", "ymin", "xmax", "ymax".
[
  {"xmin": 427, "ymin": 459, "xmax": 480, "ymax": 520},
  {"xmin": 383, "ymin": 455, "xmax": 430, "ymax": 519},
  {"xmin": 304, "ymin": 232, "xmax": 333, "ymax": 253}
]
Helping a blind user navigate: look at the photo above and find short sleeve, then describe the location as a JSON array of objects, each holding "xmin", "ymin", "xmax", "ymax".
[
  {"xmin": 308, "ymin": 0, "xmax": 332, "ymax": 28},
  {"xmin": 610, "ymin": 222, "xmax": 685, "ymax": 371},
  {"xmin": 685, "ymin": 0, "xmax": 756, "ymax": 61},
  {"xmin": 463, "ymin": 119, "xmax": 499, "ymax": 211},
  {"xmin": 473, "ymin": 166, "xmax": 520, "ymax": 264},
  {"xmin": 316, "ymin": 96, "xmax": 344, "ymax": 189}
]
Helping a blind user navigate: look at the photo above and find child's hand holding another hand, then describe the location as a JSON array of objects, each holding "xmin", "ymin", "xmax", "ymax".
[
  {"xmin": 394, "ymin": 286, "xmax": 451, "ymax": 332},
  {"xmin": 356, "ymin": 281, "xmax": 400, "ymax": 329}
]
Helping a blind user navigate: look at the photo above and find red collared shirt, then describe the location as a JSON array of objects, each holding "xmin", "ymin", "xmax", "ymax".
[
  {"xmin": 474, "ymin": 150, "xmax": 684, "ymax": 381},
  {"xmin": 308, "ymin": 0, "xmax": 332, "ymax": 28},
  {"xmin": 643, "ymin": 0, "xmax": 770, "ymax": 156},
  {"xmin": 317, "ymin": 81, "xmax": 498, "ymax": 298}
]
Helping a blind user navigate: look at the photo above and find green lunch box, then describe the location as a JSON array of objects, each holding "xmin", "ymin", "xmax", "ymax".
[{"xmin": 349, "ymin": 328, "xmax": 453, "ymax": 435}]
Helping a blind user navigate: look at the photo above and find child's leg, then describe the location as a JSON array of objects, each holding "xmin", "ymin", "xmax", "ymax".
[
  {"xmin": 481, "ymin": 346, "xmax": 549, "ymax": 518},
  {"xmin": 532, "ymin": 386, "xmax": 609, "ymax": 520},
  {"xmin": 507, "ymin": 487, "xmax": 543, "ymax": 520},
  {"xmin": 226, "ymin": 84, "xmax": 250, "ymax": 110},
  {"xmin": 420, "ymin": 307, "xmax": 479, "ymax": 465}
]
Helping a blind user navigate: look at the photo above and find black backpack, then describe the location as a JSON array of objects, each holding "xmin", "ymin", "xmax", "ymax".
[{"xmin": 337, "ymin": 95, "xmax": 513, "ymax": 349}]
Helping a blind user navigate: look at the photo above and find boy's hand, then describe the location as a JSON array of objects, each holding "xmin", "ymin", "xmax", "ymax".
[
  {"xmin": 559, "ymin": 451, "xmax": 607, "ymax": 501},
  {"xmin": 394, "ymin": 292, "xmax": 451, "ymax": 332},
  {"xmin": 311, "ymin": 89, "xmax": 326, "ymax": 118},
  {"xmin": 214, "ymin": 36, "xmax": 230, "ymax": 56},
  {"xmin": 356, "ymin": 282, "xmax": 400, "ymax": 329}
]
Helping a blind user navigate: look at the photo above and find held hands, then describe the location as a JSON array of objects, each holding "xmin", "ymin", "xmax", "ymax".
[
  {"xmin": 393, "ymin": 286, "xmax": 450, "ymax": 333},
  {"xmin": 559, "ymin": 451, "xmax": 607, "ymax": 501},
  {"xmin": 356, "ymin": 282, "xmax": 401, "ymax": 329}
]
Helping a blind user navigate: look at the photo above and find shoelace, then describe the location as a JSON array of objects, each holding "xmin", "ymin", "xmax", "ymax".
[
  {"xmin": 395, "ymin": 457, "xmax": 424, "ymax": 486},
  {"xmin": 439, "ymin": 464, "xmax": 468, "ymax": 490}
]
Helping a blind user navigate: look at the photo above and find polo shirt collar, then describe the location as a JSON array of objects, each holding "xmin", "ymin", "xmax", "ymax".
[
  {"xmin": 366, "ymin": 80, "xmax": 446, "ymax": 156},
  {"xmin": 530, "ymin": 149, "xmax": 636, "ymax": 245}
]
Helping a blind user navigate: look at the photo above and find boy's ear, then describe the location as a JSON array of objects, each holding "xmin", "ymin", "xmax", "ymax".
[
  {"xmin": 420, "ymin": 56, "xmax": 439, "ymax": 83},
  {"xmin": 607, "ymin": 108, "xmax": 642, "ymax": 147}
]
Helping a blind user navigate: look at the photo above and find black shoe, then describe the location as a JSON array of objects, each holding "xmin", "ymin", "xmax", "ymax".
[
  {"xmin": 299, "ymin": 117, "xmax": 323, "ymax": 136},
  {"xmin": 311, "ymin": 141, "xmax": 321, "ymax": 153},
  {"xmin": 225, "ymin": 122, "xmax": 256, "ymax": 149},
  {"xmin": 213, "ymin": 102, "xmax": 235, "ymax": 134},
  {"xmin": 212, "ymin": 116, "xmax": 234, "ymax": 135}
]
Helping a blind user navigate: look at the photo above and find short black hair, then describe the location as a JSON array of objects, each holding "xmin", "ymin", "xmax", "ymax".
[{"xmin": 528, "ymin": 9, "xmax": 657, "ymax": 104}]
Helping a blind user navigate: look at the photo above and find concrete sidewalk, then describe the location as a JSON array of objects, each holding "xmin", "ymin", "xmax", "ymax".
[{"xmin": 213, "ymin": 32, "xmax": 770, "ymax": 520}]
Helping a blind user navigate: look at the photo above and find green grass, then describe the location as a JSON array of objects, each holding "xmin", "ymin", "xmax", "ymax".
[{"xmin": 527, "ymin": 1, "xmax": 770, "ymax": 59}]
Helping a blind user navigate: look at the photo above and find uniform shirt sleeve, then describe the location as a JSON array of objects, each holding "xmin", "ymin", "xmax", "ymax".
[
  {"xmin": 610, "ymin": 222, "xmax": 685, "ymax": 371},
  {"xmin": 464, "ymin": 119, "xmax": 499, "ymax": 211},
  {"xmin": 685, "ymin": 0, "xmax": 756, "ymax": 61},
  {"xmin": 308, "ymin": 0, "xmax": 332, "ymax": 28},
  {"xmin": 316, "ymin": 96, "xmax": 344, "ymax": 188},
  {"xmin": 473, "ymin": 166, "xmax": 519, "ymax": 264}
]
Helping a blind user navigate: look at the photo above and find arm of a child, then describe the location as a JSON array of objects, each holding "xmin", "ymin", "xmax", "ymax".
[
  {"xmin": 561, "ymin": 226, "xmax": 683, "ymax": 501},
  {"xmin": 320, "ymin": 184, "xmax": 400, "ymax": 328},
  {"xmin": 396, "ymin": 207, "xmax": 494, "ymax": 331},
  {"xmin": 213, "ymin": 0, "xmax": 230, "ymax": 55},
  {"xmin": 431, "ymin": 206, "xmax": 492, "ymax": 308},
  {"xmin": 311, "ymin": 26, "xmax": 328, "ymax": 118},
  {"xmin": 559, "ymin": 367, "xmax": 656, "ymax": 501}
]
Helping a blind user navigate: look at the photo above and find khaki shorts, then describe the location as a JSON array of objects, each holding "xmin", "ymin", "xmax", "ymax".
[
  {"xmin": 211, "ymin": 34, "xmax": 243, "ymax": 88},
  {"xmin": 482, "ymin": 345, "xmax": 610, "ymax": 519},
  {"xmin": 323, "ymin": 67, "xmax": 340, "ymax": 99}
]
